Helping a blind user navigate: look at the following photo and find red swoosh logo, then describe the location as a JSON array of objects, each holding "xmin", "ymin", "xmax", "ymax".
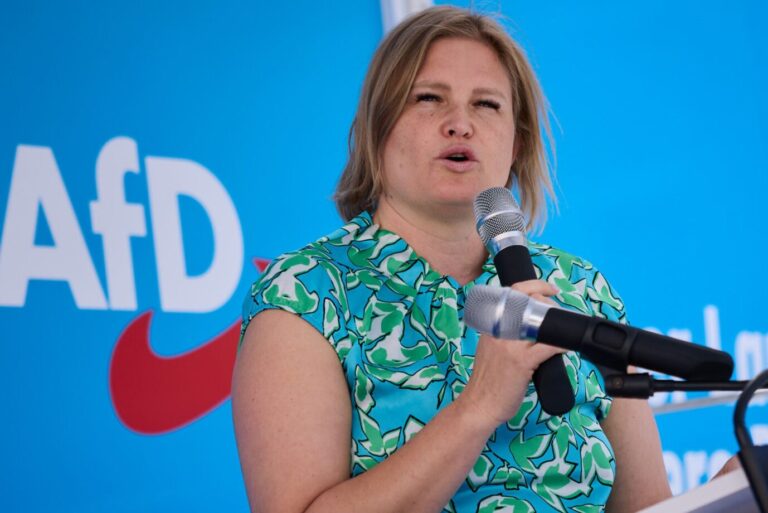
[{"xmin": 109, "ymin": 258, "xmax": 271, "ymax": 434}]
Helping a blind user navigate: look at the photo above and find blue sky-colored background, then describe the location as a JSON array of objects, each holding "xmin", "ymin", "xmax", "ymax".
[{"xmin": 1, "ymin": 1, "xmax": 766, "ymax": 510}]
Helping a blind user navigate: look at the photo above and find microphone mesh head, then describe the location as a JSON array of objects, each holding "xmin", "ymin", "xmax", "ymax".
[
  {"xmin": 464, "ymin": 285, "xmax": 530, "ymax": 339},
  {"xmin": 473, "ymin": 187, "xmax": 527, "ymax": 247}
]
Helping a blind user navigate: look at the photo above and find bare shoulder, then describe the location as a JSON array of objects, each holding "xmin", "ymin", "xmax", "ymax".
[{"xmin": 232, "ymin": 310, "xmax": 352, "ymax": 512}]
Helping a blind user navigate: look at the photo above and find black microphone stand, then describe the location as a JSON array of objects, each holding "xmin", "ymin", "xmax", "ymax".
[
  {"xmin": 604, "ymin": 370, "xmax": 768, "ymax": 513},
  {"xmin": 602, "ymin": 373, "xmax": 768, "ymax": 399},
  {"xmin": 734, "ymin": 369, "xmax": 768, "ymax": 513}
]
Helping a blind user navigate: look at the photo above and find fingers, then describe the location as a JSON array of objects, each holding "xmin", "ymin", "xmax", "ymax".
[
  {"xmin": 479, "ymin": 333, "xmax": 565, "ymax": 369},
  {"xmin": 532, "ymin": 293, "xmax": 556, "ymax": 306},
  {"xmin": 510, "ymin": 279, "xmax": 559, "ymax": 306},
  {"xmin": 530, "ymin": 340, "xmax": 568, "ymax": 360},
  {"xmin": 712, "ymin": 455, "xmax": 742, "ymax": 479},
  {"xmin": 510, "ymin": 279, "xmax": 558, "ymax": 297},
  {"xmin": 516, "ymin": 333, "xmax": 567, "ymax": 361}
]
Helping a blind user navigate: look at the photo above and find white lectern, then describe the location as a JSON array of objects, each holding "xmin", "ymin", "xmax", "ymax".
[{"xmin": 638, "ymin": 468, "xmax": 758, "ymax": 513}]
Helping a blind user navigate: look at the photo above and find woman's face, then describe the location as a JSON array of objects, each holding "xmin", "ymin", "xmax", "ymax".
[{"xmin": 380, "ymin": 37, "xmax": 516, "ymax": 219}]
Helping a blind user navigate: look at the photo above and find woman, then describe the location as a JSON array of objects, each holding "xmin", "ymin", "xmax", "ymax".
[{"xmin": 233, "ymin": 6, "xmax": 673, "ymax": 512}]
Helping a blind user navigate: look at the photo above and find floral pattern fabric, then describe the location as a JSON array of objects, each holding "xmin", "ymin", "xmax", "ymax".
[{"xmin": 241, "ymin": 211, "xmax": 627, "ymax": 513}]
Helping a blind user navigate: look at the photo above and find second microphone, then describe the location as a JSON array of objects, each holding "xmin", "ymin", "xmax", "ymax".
[{"xmin": 473, "ymin": 187, "xmax": 576, "ymax": 416}]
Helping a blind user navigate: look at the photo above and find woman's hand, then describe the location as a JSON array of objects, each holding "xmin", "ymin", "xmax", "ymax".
[
  {"xmin": 457, "ymin": 280, "xmax": 565, "ymax": 431},
  {"xmin": 712, "ymin": 454, "xmax": 742, "ymax": 479}
]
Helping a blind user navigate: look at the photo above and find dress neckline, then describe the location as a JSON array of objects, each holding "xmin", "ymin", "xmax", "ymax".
[{"xmin": 349, "ymin": 211, "xmax": 498, "ymax": 291}]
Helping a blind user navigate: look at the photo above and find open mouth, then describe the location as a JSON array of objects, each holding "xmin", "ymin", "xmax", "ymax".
[{"xmin": 445, "ymin": 153, "xmax": 470, "ymax": 162}]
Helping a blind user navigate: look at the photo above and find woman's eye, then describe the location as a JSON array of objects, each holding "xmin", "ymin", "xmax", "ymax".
[
  {"xmin": 476, "ymin": 99, "xmax": 501, "ymax": 110},
  {"xmin": 415, "ymin": 93, "xmax": 441, "ymax": 103}
]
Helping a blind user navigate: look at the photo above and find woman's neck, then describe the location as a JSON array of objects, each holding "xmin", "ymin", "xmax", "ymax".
[{"xmin": 373, "ymin": 196, "xmax": 488, "ymax": 286}]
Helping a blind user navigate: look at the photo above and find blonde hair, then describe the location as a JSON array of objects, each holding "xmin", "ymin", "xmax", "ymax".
[{"xmin": 334, "ymin": 5, "xmax": 555, "ymax": 229}]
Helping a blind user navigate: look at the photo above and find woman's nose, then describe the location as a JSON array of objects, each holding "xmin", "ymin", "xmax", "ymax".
[{"xmin": 441, "ymin": 107, "xmax": 474, "ymax": 138}]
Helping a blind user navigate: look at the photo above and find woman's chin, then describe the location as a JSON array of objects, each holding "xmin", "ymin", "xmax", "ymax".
[{"xmin": 429, "ymin": 185, "xmax": 488, "ymax": 208}]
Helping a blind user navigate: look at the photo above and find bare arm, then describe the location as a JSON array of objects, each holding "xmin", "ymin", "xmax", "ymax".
[
  {"xmin": 603, "ymin": 395, "xmax": 672, "ymax": 512},
  {"xmin": 232, "ymin": 282, "xmax": 564, "ymax": 513}
]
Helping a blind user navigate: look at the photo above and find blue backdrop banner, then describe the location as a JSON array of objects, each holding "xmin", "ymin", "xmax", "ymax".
[{"xmin": 1, "ymin": 1, "xmax": 766, "ymax": 511}]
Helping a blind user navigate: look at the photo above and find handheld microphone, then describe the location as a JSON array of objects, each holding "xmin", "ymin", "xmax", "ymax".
[
  {"xmin": 473, "ymin": 187, "xmax": 575, "ymax": 415},
  {"xmin": 464, "ymin": 285, "xmax": 734, "ymax": 381}
]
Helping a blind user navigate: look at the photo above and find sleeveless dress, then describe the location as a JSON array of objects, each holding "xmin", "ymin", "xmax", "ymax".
[{"xmin": 241, "ymin": 211, "xmax": 628, "ymax": 513}]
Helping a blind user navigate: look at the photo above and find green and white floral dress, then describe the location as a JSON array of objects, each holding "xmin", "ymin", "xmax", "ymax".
[{"xmin": 241, "ymin": 211, "xmax": 627, "ymax": 513}]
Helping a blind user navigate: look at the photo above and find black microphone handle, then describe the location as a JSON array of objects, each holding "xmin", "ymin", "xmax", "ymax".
[
  {"xmin": 493, "ymin": 249, "xmax": 575, "ymax": 416},
  {"xmin": 537, "ymin": 308, "xmax": 734, "ymax": 381},
  {"xmin": 494, "ymin": 246, "xmax": 536, "ymax": 284}
]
